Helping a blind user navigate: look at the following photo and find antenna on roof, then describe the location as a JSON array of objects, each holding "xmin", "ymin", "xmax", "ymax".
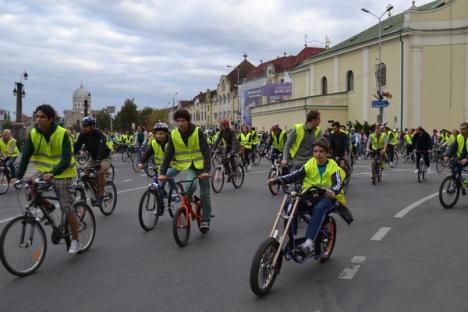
[
  {"xmin": 283, "ymin": 52, "xmax": 287, "ymax": 57},
  {"xmin": 304, "ymin": 34, "xmax": 308, "ymax": 47},
  {"xmin": 325, "ymin": 36, "xmax": 331, "ymax": 49}
]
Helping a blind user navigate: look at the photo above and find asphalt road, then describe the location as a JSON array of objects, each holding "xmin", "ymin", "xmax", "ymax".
[{"xmin": 0, "ymin": 155, "xmax": 467, "ymax": 312}]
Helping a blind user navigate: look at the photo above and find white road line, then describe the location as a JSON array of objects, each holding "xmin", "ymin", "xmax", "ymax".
[
  {"xmin": 122, "ymin": 178, "xmax": 132, "ymax": 183},
  {"xmin": 353, "ymin": 172, "xmax": 371, "ymax": 176},
  {"xmin": 117, "ymin": 185, "xmax": 147, "ymax": 194},
  {"xmin": 338, "ymin": 256, "xmax": 366, "ymax": 280},
  {"xmin": 371, "ymin": 227, "xmax": 391, "ymax": 241},
  {"xmin": 394, "ymin": 192, "xmax": 439, "ymax": 218},
  {"xmin": 246, "ymin": 170, "xmax": 269, "ymax": 175}
]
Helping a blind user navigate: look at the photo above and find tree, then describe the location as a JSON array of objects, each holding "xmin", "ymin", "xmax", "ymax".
[
  {"xmin": 95, "ymin": 109, "xmax": 111, "ymax": 130},
  {"xmin": 114, "ymin": 98, "xmax": 138, "ymax": 131}
]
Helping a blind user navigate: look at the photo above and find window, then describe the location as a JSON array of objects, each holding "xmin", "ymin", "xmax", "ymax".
[
  {"xmin": 376, "ymin": 63, "xmax": 387, "ymax": 86},
  {"xmin": 214, "ymin": 113, "xmax": 218, "ymax": 120},
  {"xmin": 321, "ymin": 76, "xmax": 328, "ymax": 95},
  {"xmin": 346, "ymin": 71, "xmax": 354, "ymax": 92}
]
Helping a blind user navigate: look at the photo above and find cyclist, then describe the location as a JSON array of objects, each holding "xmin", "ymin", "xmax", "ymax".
[
  {"xmin": 134, "ymin": 126, "xmax": 147, "ymax": 158},
  {"xmin": 74, "ymin": 116, "xmax": 112, "ymax": 206},
  {"xmin": 238, "ymin": 125, "xmax": 253, "ymax": 170},
  {"xmin": 15, "ymin": 104, "xmax": 81, "ymax": 254},
  {"xmin": 268, "ymin": 124, "xmax": 287, "ymax": 165},
  {"xmin": 366, "ymin": 125, "xmax": 388, "ymax": 169},
  {"xmin": 444, "ymin": 122, "xmax": 468, "ymax": 177},
  {"xmin": 0, "ymin": 129, "xmax": 20, "ymax": 183},
  {"xmin": 159, "ymin": 109, "xmax": 212, "ymax": 232},
  {"xmin": 412, "ymin": 126, "xmax": 433, "ymax": 174},
  {"xmin": 282, "ymin": 110, "xmax": 322, "ymax": 171},
  {"xmin": 386, "ymin": 127, "xmax": 398, "ymax": 165},
  {"xmin": 268, "ymin": 137, "xmax": 346, "ymax": 254},
  {"xmin": 213, "ymin": 119, "xmax": 239, "ymax": 182},
  {"xmin": 250, "ymin": 127, "xmax": 260, "ymax": 159},
  {"xmin": 328, "ymin": 122, "xmax": 349, "ymax": 173},
  {"xmin": 404, "ymin": 129, "xmax": 413, "ymax": 159}
]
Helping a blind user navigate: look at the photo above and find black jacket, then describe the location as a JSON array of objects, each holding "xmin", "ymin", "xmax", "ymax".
[
  {"xmin": 412, "ymin": 131, "xmax": 433, "ymax": 151},
  {"xmin": 74, "ymin": 129, "xmax": 111, "ymax": 161}
]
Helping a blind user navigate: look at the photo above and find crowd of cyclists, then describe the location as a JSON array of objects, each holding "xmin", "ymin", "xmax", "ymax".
[{"xmin": 2, "ymin": 102, "xmax": 468, "ymax": 282}]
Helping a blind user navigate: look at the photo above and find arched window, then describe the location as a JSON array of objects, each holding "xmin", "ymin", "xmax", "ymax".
[
  {"xmin": 321, "ymin": 76, "xmax": 328, "ymax": 95},
  {"xmin": 346, "ymin": 71, "xmax": 354, "ymax": 91}
]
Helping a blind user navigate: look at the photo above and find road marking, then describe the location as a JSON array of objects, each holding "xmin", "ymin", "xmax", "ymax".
[
  {"xmin": 354, "ymin": 172, "xmax": 371, "ymax": 176},
  {"xmin": 0, "ymin": 216, "xmax": 18, "ymax": 224},
  {"xmin": 394, "ymin": 192, "xmax": 439, "ymax": 218},
  {"xmin": 246, "ymin": 170, "xmax": 269, "ymax": 175},
  {"xmin": 122, "ymin": 178, "xmax": 132, "ymax": 183},
  {"xmin": 371, "ymin": 227, "xmax": 391, "ymax": 241},
  {"xmin": 338, "ymin": 256, "xmax": 366, "ymax": 280},
  {"xmin": 117, "ymin": 185, "xmax": 147, "ymax": 194}
]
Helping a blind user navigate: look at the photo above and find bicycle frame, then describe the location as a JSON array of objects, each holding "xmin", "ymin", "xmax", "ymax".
[{"xmin": 176, "ymin": 178, "xmax": 202, "ymax": 224}]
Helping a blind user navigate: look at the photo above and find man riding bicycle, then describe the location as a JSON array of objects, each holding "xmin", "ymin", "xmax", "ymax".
[
  {"xmin": 412, "ymin": 126, "xmax": 433, "ymax": 174},
  {"xmin": 213, "ymin": 119, "xmax": 239, "ymax": 182},
  {"xmin": 0, "ymin": 129, "xmax": 20, "ymax": 183},
  {"xmin": 328, "ymin": 121, "xmax": 349, "ymax": 174},
  {"xmin": 74, "ymin": 116, "xmax": 112, "ymax": 206},
  {"xmin": 267, "ymin": 124, "xmax": 287, "ymax": 166},
  {"xmin": 15, "ymin": 104, "xmax": 81, "ymax": 254},
  {"xmin": 444, "ymin": 122, "xmax": 468, "ymax": 177},
  {"xmin": 366, "ymin": 126, "xmax": 388, "ymax": 169},
  {"xmin": 159, "ymin": 109, "xmax": 212, "ymax": 232}
]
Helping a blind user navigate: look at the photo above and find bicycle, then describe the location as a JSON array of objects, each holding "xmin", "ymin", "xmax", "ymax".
[
  {"xmin": 131, "ymin": 145, "xmax": 145, "ymax": 172},
  {"xmin": 267, "ymin": 155, "xmax": 283, "ymax": 196},
  {"xmin": 72, "ymin": 167, "xmax": 117, "ymax": 216},
  {"xmin": 370, "ymin": 150, "xmax": 384, "ymax": 185},
  {"xmin": 76, "ymin": 149, "xmax": 89, "ymax": 166},
  {"xmin": 211, "ymin": 153, "xmax": 244, "ymax": 193},
  {"xmin": 138, "ymin": 173, "xmax": 180, "ymax": 231},
  {"xmin": 439, "ymin": 159, "xmax": 468, "ymax": 209},
  {"xmin": 0, "ymin": 177, "xmax": 96, "ymax": 276},
  {"xmin": 386, "ymin": 149, "xmax": 399, "ymax": 168},
  {"xmin": 333, "ymin": 156, "xmax": 351, "ymax": 192},
  {"xmin": 416, "ymin": 152, "xmax": 428, "ymax": 183},
  {"xmin": 172, "ymin": 177, "xmax": 211, "ymax": 247},
  {"xmin": 249, "ymin": 181, "xmax": 352, "ymax": 297},
  {"xmin": 0, "ymin": 157, "xmax": 19, "ymax": 195},
  {"xmin": 250, "ymin": 146, "xmax": 261, "ymax": 166}
]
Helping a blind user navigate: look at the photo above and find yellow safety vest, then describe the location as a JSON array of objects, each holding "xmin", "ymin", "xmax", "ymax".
[
  {"xmin": 171, "ymin": 127, "xmax": 204, "ymax": 171},
  {"xmin": 251, "ymin": 131, "xmax": 260, "ymax": 145},
  {"xmin": 239, "ymin": 133, "xmax": 252, "ymax": 150},
  {"xmin": 30, "ymin": 127, "xmax": 77, "ymax": 178},
  {"xmin": 448, "ymin": 134, "xmax": 456, "ymax": 146},
  {"xmin": 404, "ymin": 134, "xmax": 412, "ymax": 145},
  {"xmin": 388, "ymin": 131, "xmax": 398, "ymax": 145},
  {"xmin": 456, "ymin": 134, "xmax": 468, "ymax": 159},
  {"xmin": 289, "ymin": 124, "xmax": 321, "ymax": 159},
  {"xmin": 302, "ymin": 157, "xmax": 346, "ymax": 205},
  {"xmin": 0, "ymin": 138, "xmax": 19, "ymax": 157},
  {"xmin": 151, "ymin": 139, "xmax": 166, "ymax": 167},
  {"xmin": 370, "ymin": 133, "xmax": 386, "ymax": 151},
  {"xmin": 271, "ymin": 130, "xmax": 286, "ymax": 151}
]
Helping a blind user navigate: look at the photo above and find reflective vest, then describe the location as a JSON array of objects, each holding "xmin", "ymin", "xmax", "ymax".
[
  {"xmin": 388, "ymin": 131, "xmax": 398, "ymax": 145},
  {"xmin": 302, "ymin": 158, "xmax": 346, "ymax": 205},
  {"xmin": 0, "ymin": 138, "xmax": 19, "ymax": 157},
  {"xmin": 404, "ymin": 134, "xmax": 412, "ymax": 145},
  {"xmin": 239, "ymin": 133, "xmax": 252, "ymax": 150},
  {"xmin": 30, "ymin": 126, "xmax": 77, "ymax": 178},
  {"xmin": 370, "ymin": 133, "xmax": 386, "ymax": 150},
  {"xmin": 289, "ymin": 124, "xmax": 321, "ymax": 159},
  {"xmin": 440, "ymin": 133, "xmax": 447, "ymax": 143},
  {"xmin": 104, "ymin": 134, "xmax": 114, "ymax": 152},
  {"xmin": 171, "ymin": 127, "xmax": 204, "ymax": 171},
  {"xmin": 448, "ymin": 134, "xmax": 456, "ymax": 146},
  {"xmin": 151, "ymin": 139, "xmax": 167, "ymax": 167},
  {"xmin": 271, "ymin": 130, "xmax": 286, "ymax": 152},
  {"xmin": 456, "ymin": 134, "xmax": 468, "ymax": 159},
  {"xmin": 251, "ymin": 130, "xmax": 260, "ymax": 145}
]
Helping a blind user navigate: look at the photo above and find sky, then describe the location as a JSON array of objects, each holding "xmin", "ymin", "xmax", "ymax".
[{"xmin": 0, "ymin": 0, "xmax": 434, "ymax": 116}]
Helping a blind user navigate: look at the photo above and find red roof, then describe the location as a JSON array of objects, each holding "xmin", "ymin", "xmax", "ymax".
[
  {"xmin": 245, "ymin": 47, "xmax": 325, "ymax": 82},
  {"xmin": 226, "ymin": 59, "xmax": 256, "ymax": 90}
]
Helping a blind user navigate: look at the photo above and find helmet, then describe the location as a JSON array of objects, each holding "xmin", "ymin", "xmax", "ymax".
[
  {"xmin": 153, "ymin": 122, "xmax": 169, "ymax": 132},
  {"xmin": 59, "ymin": 118, "xmax": 65, "ymax": 126},
  {"xmin": 219, "ymin": 119, "xmax": 229, "ymax": 126},
  {"xmin": 82, "ymin": 116, "xmax": 96, "ymax": 126}
]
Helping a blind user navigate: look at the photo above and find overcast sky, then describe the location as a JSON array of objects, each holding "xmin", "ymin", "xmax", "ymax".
[{"xmin": 0, "ymin": 0, "xmax": 433, "ymax": 116}]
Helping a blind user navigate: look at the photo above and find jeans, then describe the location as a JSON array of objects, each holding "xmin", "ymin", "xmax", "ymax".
[
  {"xmin": 166, "ymin": 167, "xmax": 211, "ymax": 222},
  {"xmin": 6, "ymin": 156, "xmax": 17, "ymax": 178}
]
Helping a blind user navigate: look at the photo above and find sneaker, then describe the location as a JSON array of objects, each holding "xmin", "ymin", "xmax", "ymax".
[
  {"xmin": 200, "ymin": 221, "xmax": 210, "ymax": 233},
  {"xmin": 247, "ymin": 164, "xmax": 252, "ymax": 170},
  {"xmin": 414, "ymin": 169, "xmax": 419, "ymax": 174},
  {"xmin": 68, "ymin": 240, "xmax": 81, "ymax": 254},
  {"xmin": 297, "ymin": 239, "xmax": 314, "ymax": 255}
]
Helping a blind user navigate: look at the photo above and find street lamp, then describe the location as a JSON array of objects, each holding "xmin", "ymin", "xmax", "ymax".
[
  {"xmin": 167, "ymin": 92, "xmax": 178, "ymax": 109},
  {"xmin": 227, "ymin": 65, "xmax": 240, "ymax": 126},
  {"xmin": 12, "ymin": 71, "xmax": 28, "ymax": 123},
  {"xmin": 361, "ymin": 4, "xmax": 393, "ymax": 124}
]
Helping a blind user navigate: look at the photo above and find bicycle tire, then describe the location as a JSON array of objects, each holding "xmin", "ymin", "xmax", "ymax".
[
  {"xmin": 389, "ymin": 152, "xmax": 398, "ymax": 168},
  {"xmin": 371, "ymin": 163, "xmax": 376, "ymax": 185},
  {"xmin": 138, "ymin": 189, "xmax": 159, "ymax": 231},
  {"xmin": 105, "ymin": 163, "xmax": 115, "ymax": 182},
  {"xmin": 0, "ymin": 169, "xmax": 9, "ymax": 194},
  {"xmin": 73, "ymin": 201, "xmax": 96, "ymax": 254},
  {"xmin": 253, "ymin": 150, "xmax": 261, "ymax": 166},
  {"xmin": 267, "ymin": 168, "xmax": 280, "ymax": 195},
  {"xmin": 172, "ymin": 207, "xmax": 190, "ymax": 247},
  {"xmin": 439, "ymin": 176, "xmax": 460, "ymax": 209},
  {"xmin": 319, "ymin": 216, "xmax": 337, "ymax": 263},
  {"xmin": 0, "ymin": 216, "xmax": 47, "ymax": 276},
  {"xmin": 249, "ymin": 238, "xmax": 282, "ymax": 297},
  {"xmin": 121, "ymin": 151, "xmax": 129, "ymax": 162},
  {"xmin": 100, "ymin": 181, "xmax": 117, "ymax": 216},
  {"xmin": 418, "ymin": 166, "xmax": 423, "ymax": 183},
  {"xmin": 211, "ymin": 167, "xmax": 224, "ymax": 193},
  {"xmin": 232, "ymin": 165, "xmax": 244, "ymax": 189},
  {"xmin": 131, "ymin": 153, "xmax": 139, "ymax": 172},
  {"xmin": 144, "ymin": 159, "xmax": 156, "ymax": 177}
]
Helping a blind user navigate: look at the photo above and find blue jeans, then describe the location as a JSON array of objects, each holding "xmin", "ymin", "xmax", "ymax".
[
  {"xmin": 166, "ymin": 168, "xmax": 211, "ymax": 222},
  {"xmin": 7, "ymin": 156, "xmax": 17, "ymax": 178}
]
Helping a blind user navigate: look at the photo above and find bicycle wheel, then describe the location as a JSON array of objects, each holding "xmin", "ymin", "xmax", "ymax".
[
  {"xmin": 377, "ymin": 163, "xmax": 382, "ymax": 182},
  {"xmin": 0, "ymin": 216, "xmax": 47, "ymax": 276},
  {"xmin": 138, "ymin": 189, "xmax": 159, "ymax": 231},
  {"xmin": 418, "ymin": 165, "xmax": 423, "ymax": 183},
  {"xmin": 267, "ymin": 167, "xmax": 280, "ymax": 195},
  {"xmin": 105, "ymin": 164, "xmax": 115, "ymax": 182},
  {"xmin": 253, "ymin": 150, "xmax": 261, "ymax": 166},
  {"xmin": 131, "ymin": 153, "xmax": 139, "ymax": 172},
  {"xmin": 439, "ymin": 176, "xmax": 460, "ymax": 209},
  {"xmin": 172, "ymin": 207, "xmax": 190, "ymax": 247},
  {"xmin": 144, "ymin": 159, "xmax": 156, "ymax": 177},
  {"xmin": 319, "ymin": 216, "xmax": 336, "ymax": 263},
  {"xmin": 100, "ymin": 181, "xmax": 117, "ymax": 216},
  {"xmin": 211, "ymin": 167, "xmax": 224, "ymax": 193},
  {"xmin": 436, "ymin": 158, "xmax": 449, "ymax": 173},
  {"xmin": 0, "ymin": 169, "xmax": 9, "ymax": 194},
  {"xmin": 232, "ymin": 165, "xmax": 244, "ymax": 189},
  {"xmin": 73, "ymin": 201, "xmax": 96, "ymax": 253},
  {"xmin": 249, "ymin": 238, "xmax": 282, "ymax": 297},
  {"xmin": 389, "ymin": 152, "xmax": 398, "ymax": 168},
  {"xmin": 121, "ymin": 150, "xmax": 129, "ymax": 162},
  {"xmin": 371, "ymin": 163, "xmax": 376, "ymax": 185}
]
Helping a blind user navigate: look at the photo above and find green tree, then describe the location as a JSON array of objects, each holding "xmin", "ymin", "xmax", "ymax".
[
  {"xmin": 95, "ymin": 109, "xmax": 111, "ymax": 130},
  {"xmin": 114, "ymin": 98, "xmax": 138, "ymax": 131}
]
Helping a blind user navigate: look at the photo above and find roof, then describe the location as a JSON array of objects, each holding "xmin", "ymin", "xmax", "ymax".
[
  {"xmin": 226, "ymin": 59, "xmax": 256, "ymax": 89},
  {"xmin": 193, "ymin": 91, "xmax": 207, "ymax": 103},
  {"xmin": 297, "ymin": 0, "xmax": 447, "ymax": 65},
  {"xmin": 245, "ymin": 47, "xmax": 324, "ymax": 81},
  {"xmin": 179, "ymin": 100, "xmax": 193, "ymax": 108}
]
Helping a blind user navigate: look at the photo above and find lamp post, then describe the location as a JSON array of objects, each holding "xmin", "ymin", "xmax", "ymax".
[
  {"xmin": 167, "ymin": 92, "xmax": 178, "ymax": 109},
  {"xmin": 361, "ymin": 4, "xmax": 393, "ymax": 124},
  {"xmin": 12, "ymin": 71, "xmax": 28, "ymax": 123},
  {"xmin": 227, "ymin": 65, "xmax": 240, "ymax": 126}
]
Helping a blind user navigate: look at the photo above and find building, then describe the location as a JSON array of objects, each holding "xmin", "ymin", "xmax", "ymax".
[
  {"xmin": 64, "ymin": 83, "xmax": 92, "ymax": 129},
  {"xmin": 190, "ymin": 89, "xmax": 217, "ymax": 129},
  {"xmin": 251, "ymin": 0, "xmax": 468, "ymax": 131}
]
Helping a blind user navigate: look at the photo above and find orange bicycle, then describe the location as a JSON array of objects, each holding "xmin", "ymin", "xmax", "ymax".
[{"xmin": 172, "ymin": 177, "xmax": 208, "ymax": 247}]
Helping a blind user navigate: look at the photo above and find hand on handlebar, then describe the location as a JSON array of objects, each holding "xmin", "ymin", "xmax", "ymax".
[
  {"xmin": 158, "ymin": 175, "xmax": 168, "ymax": 182},
  {"xmin": 281, "ymin": 159, "xmax": 288, "ymax": 167},
  {"xmin": 198, "ymin": 172, "xmax": 210, "ymax": 180},
  {"xmin": 461, "ymin": 159, "xmax": 468, "ymax": 166}
]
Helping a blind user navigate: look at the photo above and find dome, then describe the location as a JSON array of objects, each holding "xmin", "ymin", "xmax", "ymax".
[{"xmin": 73, "ymin": 83, "xmax": 91, "ymax": 102}]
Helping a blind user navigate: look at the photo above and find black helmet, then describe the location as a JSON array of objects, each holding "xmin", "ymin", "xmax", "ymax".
[
  {"xmin": 82, "ymin": 116, "xmax": 96, "ymax": 126},
  {"xmin": 153, "ymin": 122, "xmax": 169, "ymax": 132},
  {"xmin": 59, "ymin": 118, "xmax": 65, "ymax": 126}
]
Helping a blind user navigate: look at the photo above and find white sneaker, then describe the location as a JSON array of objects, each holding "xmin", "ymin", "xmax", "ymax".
[
  {"xmin": 297, "ymin": 239, "xmax": 314, "ymax": 254},
  {"xmin": 247, "ymin": 164, "xmax": 252, "ymax": 170},
  {"xmin": 68, "ymin": 240, "xmax": 81, "ymax": 254},
  {"xmin": 414, "ymin": 169, "xmax": 419, "ymax": 174}
]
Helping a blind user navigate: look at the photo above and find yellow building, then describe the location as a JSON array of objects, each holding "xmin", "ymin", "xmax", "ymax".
[{"xmin": 251, "ymin": 0, "xmax": 468, "ymax": 131}]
